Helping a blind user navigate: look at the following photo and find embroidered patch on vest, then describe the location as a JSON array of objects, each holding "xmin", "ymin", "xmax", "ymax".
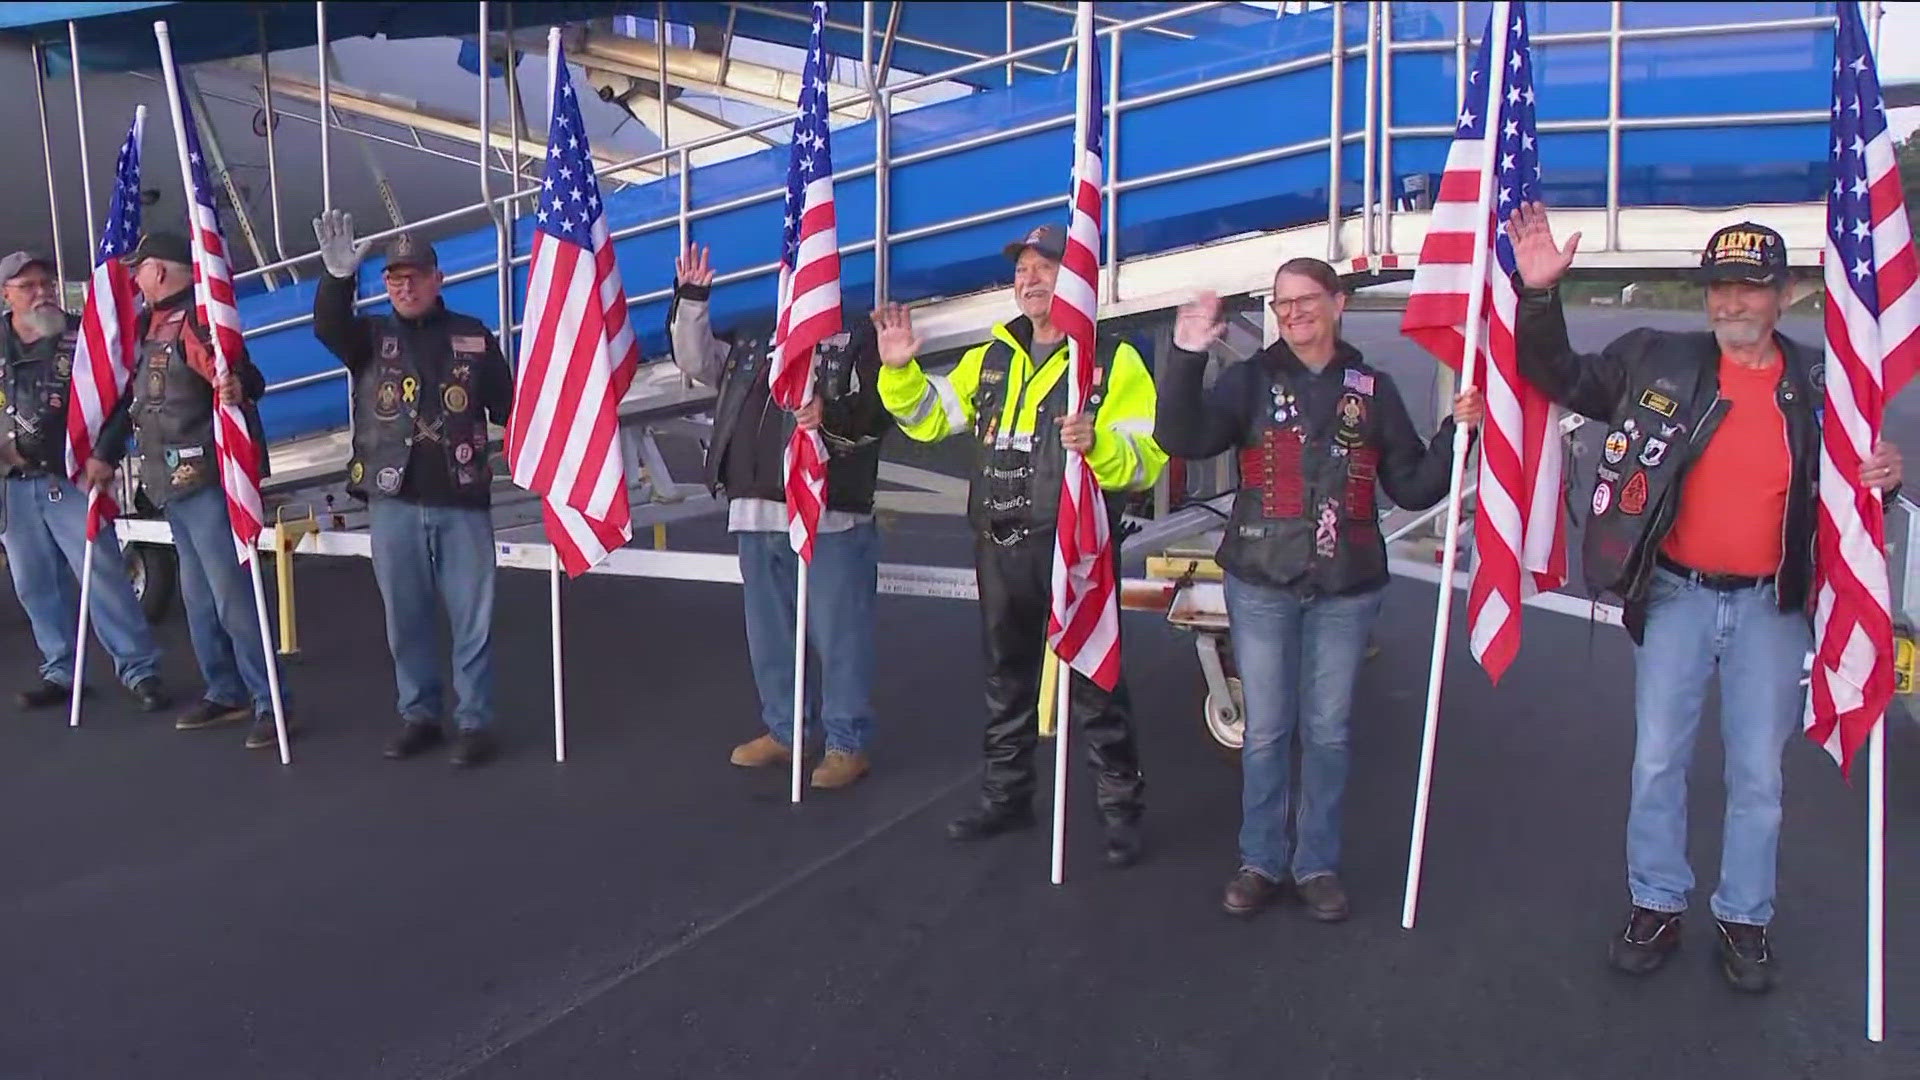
[
  {"xmin": 376, "ymin": 466, "xmax": 403, "ymax": 495},
  {"xmin": 1620, "ymin": 471, "xmax": 1649, "ymax": 515},
  {"xmin": 1335, "ymin": 392, "xmax": 1368, "ymax": 449},
  {"xmin": 1592, "ymin": 480, "xmax": 1613, "ymax": 515},
  {"xmin": 443, "ymin": 384, "xmax": 470, "ymax": 413},
  {"xmin": 1603, "ymin": 430, "xmax": 1628, "ymax": 465},
  {"xmin": 1638, "ymin": 438, "xmax": 1668, "ymax": 468},
  {"xmin": 380, "ymin": 335, "xmax": 400, "ymax": 359},
  {"xmin": 1638, "ymin": 389, "xmax": 1678, "ymax": 417},
  {"xmin": 374, "ymin": 381, "xmax": 401, "ymax": 420},
  {"xmin": 1343, "ymin": 368, "xmax": 1375, "ymax": 395},
  {"xmin": 450, "ymin": 334, "xmax": 486, "ymax": 354}
]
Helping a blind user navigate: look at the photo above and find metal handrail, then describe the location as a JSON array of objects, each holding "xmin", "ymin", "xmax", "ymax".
[{"xmin": 252, "ymin": 2, "xmax": 1842, "ymax": 403}]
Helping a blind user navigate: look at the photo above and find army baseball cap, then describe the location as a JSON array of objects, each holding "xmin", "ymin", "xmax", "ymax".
[
  {"xmin": 1003, "ymin": 223, "xmax": 1066, "ymax": 263},
  {"xmin": 0, "ymin": 251, "xmax": 53, "ymax": 282},
  {"xmin": 384, "ymin": 233, "xmax": 438, "ymax": 273},
  {"xmin": 124, "ymin": 231, "xmax": 192, "ymax": 266},
  {"xmin": 1698, "ymin": 222, "xmax": 1787, "ymax": 286}
]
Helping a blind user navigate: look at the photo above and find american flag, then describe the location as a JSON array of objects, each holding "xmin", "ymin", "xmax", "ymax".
[
  {"xmin": 1805, "ymin": 2, "xmax": 1919, "ymax": 778},
  {"xmin": 67, "ymin": 109, "xmax": 145, "ymax": 541},
  {"xmin": 505, "ymin": 40, "xmax": 641, "ymax": 576},
  {"xmin": 1045, "ymin": 8, "xmax": 1119, "ymax": 692},
  {"xmin": 1401, "ymin": 3, "xmax": 1566, "ymax": 684},
  {"xmin": 169, "ymin": 60, "xmax": 264, "ymax": 557},
  {"xmin": 770, "ymin": 0, "xmax": 842, "ymax": 563}
]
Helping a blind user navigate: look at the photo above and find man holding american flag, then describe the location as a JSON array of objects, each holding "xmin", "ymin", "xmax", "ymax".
[
  {"xmin": 1508, "ymin": 205, "xmax": 1903, "ymax": 992},
  {"xmin": 873, "ymin": 225, "xmax": 1165, "ymax": 867}
]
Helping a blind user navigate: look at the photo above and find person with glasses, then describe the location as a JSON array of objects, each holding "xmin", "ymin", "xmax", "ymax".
[
  {"xmin": 1156, "ymin": 256, "xmax": 1482, "ymax": 922},
  {"xmin": 0, "ymin": 251, "xmax": 171, "ymax": 715}
]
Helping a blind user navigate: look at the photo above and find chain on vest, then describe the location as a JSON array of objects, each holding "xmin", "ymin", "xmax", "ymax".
[
  {"xmin": 965, "ymin": 336, "xmax": 1118, "ymax": 535},
  {"xmin": 0, "ymin": 327, "xmax": 77, "ymax": 473},
  {"xmin": 130, "ymin": 309, "xmax": 220, "ymax": 507},
  {"xmin": 346, "ymin": 322, "xmax": 491, "ymax": 501},
  {"xmin": 1219, "ymin": 366, "xmax": 1387, "ymax": 592}
]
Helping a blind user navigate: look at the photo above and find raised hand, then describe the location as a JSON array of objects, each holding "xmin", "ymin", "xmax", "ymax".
[
  {"xmin": 870, "ymin": 303, "xmax": 922, "ymax": 369},
  {"xmin": 675, "ymin": 243, "xmax": 714, "ymax": 288},
  {"xmin": 1173, "ymin": 290, "xmax": 1225, "ymax": 352},
  {"xmin": 311, "ymin": 209, "xmax": 371, "ymax": 278},
  {"xmin": 1506, "ymin": 201, "xmax": 1580, "ymax": 290}
]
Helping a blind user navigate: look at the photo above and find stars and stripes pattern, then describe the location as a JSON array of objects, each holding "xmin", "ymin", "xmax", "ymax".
[
  {"xmin": 1045, "ymin": 7, "xmax": 1119, "ymax": 692},
  {"xmin": 1400, "ymin": 3, "xmax": 1566, "ymax": 684},
  {"xmin": 505, "ymin": 41, "xmax": 642, "ymax": 576},
  {"xmin": 67, "ymin": 109, "xmax": 144, "ymax": 541},
  {"xmin": 1805, "ymin": 1, "xmax": 1919, "ymax": 777},
  {"xmin": 172, "ymin": 61, "xmax": 264, "ymax": 558},
  {"xmin": 770, "ymin": 0, "xmax": 842, "ymax": 563}
]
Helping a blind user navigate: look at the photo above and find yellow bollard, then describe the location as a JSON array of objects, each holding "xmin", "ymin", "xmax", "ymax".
[
  {"xmin": 653, "ymin": 522, "xmax": 667, "ymax": 550},
  {"xmin": 1038, "ymin": 648, "xmax": 1059, "ymax": 738},
  {"xmin": 272, "ymin": 506, "xmax": 320, "ymax": 657}
]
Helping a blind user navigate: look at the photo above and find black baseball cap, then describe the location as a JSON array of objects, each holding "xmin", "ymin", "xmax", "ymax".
[
  {"xmin": 1699, "ymin": 222, "xmax": 1787, "ymax": 286},
  {"xmin": 1003, "ymin": 223, "xmax": 1066, "ymax": 263},
  {"xmin": 384, "ymin": 233, "xmax": 438, "ymax": 272},
  {"xmin": 124, "ymin": 231, "xmax": 191, "ymax": 267}
]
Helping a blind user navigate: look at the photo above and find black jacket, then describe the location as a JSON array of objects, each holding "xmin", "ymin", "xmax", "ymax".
[
  {"xmin": 667, "ymin": 282, "xmax": 890, "ymax": 514},
  {"xmin": 1513, "ymin": 284, "xmax": 1823, "ymax": 641},
  {"xmin": 1157, "ymin": 338, "xmax": 1459, "ymax": 595}
]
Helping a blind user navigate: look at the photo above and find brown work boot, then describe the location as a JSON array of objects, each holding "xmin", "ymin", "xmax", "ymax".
[
  {"xmin": 729, "ymin": 733, "xmax": 792, "ymax": 768},
  {"xmin": 1296, "ymin": 872, "xmax": 1351, "ymax": 922},
  {"xmin": 810, "ymin": 749, "xmax": 870, "ymax": 789}
]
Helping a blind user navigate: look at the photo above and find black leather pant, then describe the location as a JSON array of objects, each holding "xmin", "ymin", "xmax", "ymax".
[{"xmin": 973, "ymin": 525, "xmax": 1145, "ymax": 823}]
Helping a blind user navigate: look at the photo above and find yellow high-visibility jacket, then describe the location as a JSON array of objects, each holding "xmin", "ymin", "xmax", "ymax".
[{"xmin": 879, "ymin": 320, "xmax": 1167, "ymax": 495}]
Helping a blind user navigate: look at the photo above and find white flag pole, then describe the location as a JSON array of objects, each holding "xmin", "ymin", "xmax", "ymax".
[
  {"xmin": 68, "ymin": 497, "xmax": 96, "ymax": 728},
  {"xmin": 1048, "ymin": 3, "xmax": 1097, "ymax": 888},
  {"xmin": 791, "ymin": 557, "xmax": 809, "ymax": 803},
  {"xmin": 551, "ymin": 546, "xmax": 565, "ymax": 762},
  {"xmin": 1867, "ymin": 715, "xmax": 1885, "ymax": 1040},
  {"xmin": 1400, "ymin": 0, "xmax": 1512, "ymax": 931},
  {"xmin": 544, "ymin": 27, "xmax": 568, "ymax": 766},
  {"xmin": 157, "ymin": 21, "xmax": 288, "ymax": 763}
]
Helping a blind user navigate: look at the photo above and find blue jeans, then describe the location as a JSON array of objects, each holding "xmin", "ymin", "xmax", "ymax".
[
  {"xmin": 166, "ymin": 484, "xmax": 283, "ymax": 717},
  {"xmin": 1225, "ymin": 573, "xmax": 1385, "ymax": 883},
  {"xmin": 736, "ymin": 522, "xmax": 878, "ymax": 753},
  {"xmin": 1629, "ymin": 566, "xmax": 1810, "ymax": 926},
  {"xmin": 368, "ymin": 499, "xmax": 496, "ymax": 732},
  {"xmin": 1, "ymin": 475, "xmax": 162, "ymax": 688}
]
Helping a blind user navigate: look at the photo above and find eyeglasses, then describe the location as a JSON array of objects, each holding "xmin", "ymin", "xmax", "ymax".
[
  {"xmin": 1270, "ymin": 292, "xmax": 1329, "ymax": 316},
  {"xmin": 3, "ymin": 278, "xmax": 56, "ymax": 295}
]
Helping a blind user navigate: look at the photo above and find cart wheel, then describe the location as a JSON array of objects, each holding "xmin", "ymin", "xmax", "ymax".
[{"xmin": 1203, "ymin": 675, "xmax": 1245, "ymax": 753}]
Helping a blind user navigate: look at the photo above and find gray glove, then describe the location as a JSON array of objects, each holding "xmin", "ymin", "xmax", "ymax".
[{"xmin": 312, "ymin": 209, "xmax": 372, "ymax": 278}]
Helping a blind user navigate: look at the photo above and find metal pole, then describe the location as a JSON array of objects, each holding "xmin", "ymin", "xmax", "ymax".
[
  {"xmin": 505, "ymin": 3, "xmax": 522, "ymax": 209},
  {"xmin": 68, "ymin": 22, "xmax": 99, "ymax": 259},
  {"xmin": 1381, "ymin": 0, "xmax": 1395, "ymax": 253},
  {"xmin": 1605, "ymin": 1, "xmax": 1622, "ymax": 251},
  {"xmin": 1455, "ymin": 0, "xmax": 1468, "ymax": 112},
  {"xmin": 1103, "ymin": 29, "xmax": 1120, "ymax": 304},
  {"xmin": 480, "ymin": 1, "xmax": 509, "ymax": 348},
  {"xmin": 1325, "ymin": 1, "xmax": 1344, "ymax": 261},
  {"xmin": 259, "ymin": 11, "xmax": 292, "ymax": 269},
  {"xmin": 657, "ymin": 1, "xmax": 670, "ymax": 169},
  {"xmin": 863, "ymin": 1, "xmax": 874, "ymax": 91},
  {"xmin": 875, "ymin": 88, "xmax": 889, "ymax": 305},
  {"xmin": 677, "ymin": 147, "xmax": 690, "ymax": 253},
  {"xmin": 1361, "ymin": 1, "xmax": 1379, "ymax": 258},
  {"xmin": 1006, "ymin": 1, "xmax": 1016, "ymax": 87},
  {"xmin": 316, "ymin": 1, "xmax": 332, "ymax": 212},
  {"xmin": 32, "ymin": 43, "xmax": 67, "ymax": 290}
]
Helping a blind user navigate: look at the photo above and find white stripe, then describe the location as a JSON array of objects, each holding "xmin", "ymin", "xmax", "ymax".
[
  {"xmin": 1107, "ymin": 417, "xmax": 1154, "ymax": 437},
  {"xmin": 926, "ymin": 373, "xmax": 966, "ymax": 430},
  {"xmin": 1405, "ymin": 256, "xmax": 1479, "ymax": 299},
  {"xmin": 900, "ymin": 384, "xmax": 940, "ymax": 427},
  {"xmin": 1468, "ymin": 587, "xmax": 1512, "ymax": 664}
]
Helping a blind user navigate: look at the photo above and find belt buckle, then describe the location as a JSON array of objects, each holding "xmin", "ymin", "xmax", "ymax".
[{"xmin": 46, "ymin": 480, "xmax": 60, "ymax": 503}]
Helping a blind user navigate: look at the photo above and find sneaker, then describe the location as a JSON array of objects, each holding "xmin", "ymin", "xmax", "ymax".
[
  {"xmin": 1222, "ymin": 868, "xmax": 1284, "ymax": 918},
  {"xmin": 131, "ymin": 677, "xmax": 173, "ymax": 713},
  {"xmin": 945, "ymin": 802, "xmax": 1036, "ymax": 841},
  {"xmin": 729, "ymin": 733, "xmax": 792, "ymax": 768},
  {"xmin": 1609, "ymin": 906, "xmax": 1683, "ymax": 975},
  {"xmin": 450, "ymin": 729, "xmax": 496, "ymax": 768},
  {"xmin": 175, "ymin": 699, "xmax": 251, "ymax": 731},
  {"xmin": 384, "ymin": 721, "xmax": 445, "ymax": 760},
  {"xmin": 245, "ymin": 715, "xmax": 292, "ymax": 750},
  {"xmin": 17, "ymin": 680, "xmax": 77, "ymax": 710},
  {"xmin": 810, "ymin": 750, "xmax": 869, "ymax": 789},
  {"xmin": 1716, "ymin": 919, "xmax": 1776, "ymax": 994}
]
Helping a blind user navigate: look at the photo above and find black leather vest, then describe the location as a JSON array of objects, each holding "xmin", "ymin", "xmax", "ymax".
[
  {"xmin": 130, "ymin": 309, "xmax": 219, "ymax": 507},
  {"xmin": 0, "ymin": 320, "xmax": 77, "ymax": 476},
  {"xmin": 346, "ymin": 316, "xmax": 492, "ymax": 501},
  {"xmin": 1218, "ymin": 363, "xmax": 1390, "ymax": 595},
  {"xmin": 965, "ymin": 336, "xmax": 1120, "ymax": 534}
]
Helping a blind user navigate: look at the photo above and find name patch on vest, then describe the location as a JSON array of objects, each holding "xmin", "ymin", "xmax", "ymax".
[
  {"xmin": 1638, "ymin": 389, "xmax": 1678, "ymax": 418},
  {"xmin": 451, "ymin": 335, "xmax": 486, "ymax": 355}
]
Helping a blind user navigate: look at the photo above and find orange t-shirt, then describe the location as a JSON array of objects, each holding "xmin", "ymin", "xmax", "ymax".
[{"xmin": 1659, "ymin": 354, "xmax": 1789, "ymax": 577}]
